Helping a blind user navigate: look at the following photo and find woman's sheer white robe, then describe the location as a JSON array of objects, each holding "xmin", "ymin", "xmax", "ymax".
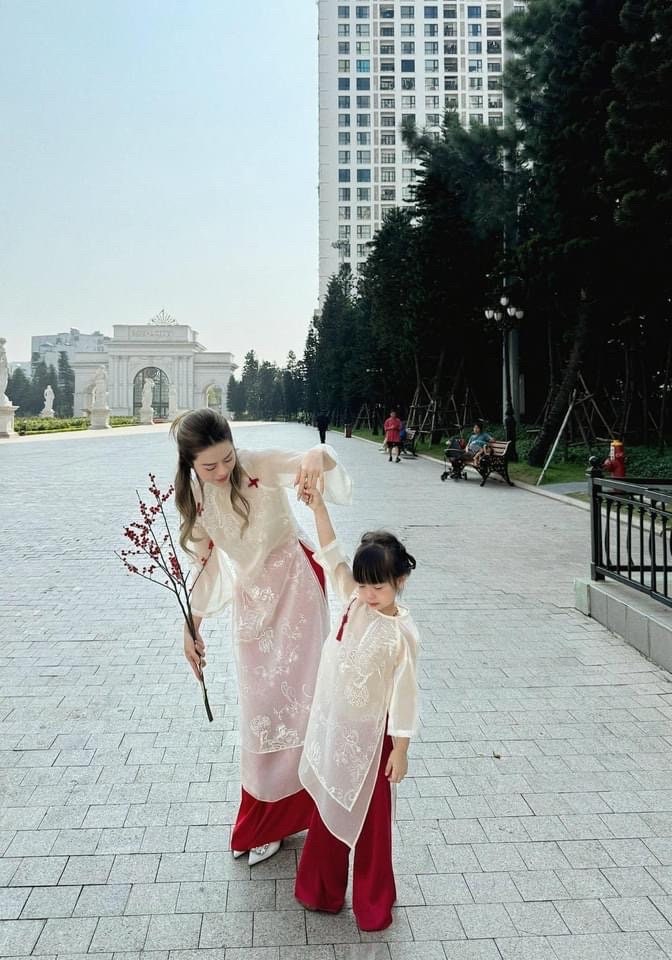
[{"xmin": 187, "ymin": 445, "xmax": 352, "ymax": 801}]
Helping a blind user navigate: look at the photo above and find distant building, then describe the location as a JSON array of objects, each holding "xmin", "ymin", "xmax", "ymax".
[
  {"xmin": 31, "ymin": 328, "xmax": 110, "ymax": 369},
  {"xmin": 9, "ymin": 361, "xmax": 31, "ymax": 376}
]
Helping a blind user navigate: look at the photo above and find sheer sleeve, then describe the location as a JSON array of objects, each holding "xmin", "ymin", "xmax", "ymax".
[
  {"xmin": 312, "ymin": 538, "xmax": 357, "ymax": 604},
  {"xmin": 186, "ymin": 522, "xmax": 233, "ymax": 618},
  {"xmin": 248, "ymin": 444, "xmax": 353, "ymax": 505},
  {"xmin": 388, "ymin": 623, "xmax": 419, "ymax": 738}
]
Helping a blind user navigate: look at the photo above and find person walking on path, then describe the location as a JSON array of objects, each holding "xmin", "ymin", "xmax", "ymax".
[
  {"xmin": 315, "ymin": 412, "xmax": 329, "ymax": 444},
  {"xmin": 172, "ymin": 409, "xmax": 352, "ymax": 866},
  {"xmin": 294, "ymin": 484, "xmax": 419, "ymax": 931},
  {"xmin": 383, "ymin": 409, "xmax": 402, "ymax": 463}
]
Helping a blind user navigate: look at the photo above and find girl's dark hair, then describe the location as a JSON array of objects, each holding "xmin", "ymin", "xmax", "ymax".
[
  {"xmin": 352, "ymin": 531, "xmax": 416, "ymax": 586},
  {"xmin": 170, "ymin": 408, "xmax": 250, "ymax": 552}
]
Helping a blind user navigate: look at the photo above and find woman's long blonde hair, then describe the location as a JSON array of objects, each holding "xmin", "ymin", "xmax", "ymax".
[{"xmin": 170, "ymin": 409, "xmax": 250, "ymax": 553}]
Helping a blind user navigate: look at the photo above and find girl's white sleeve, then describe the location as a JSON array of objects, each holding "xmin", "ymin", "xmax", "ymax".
[
  {"xmin": 312, "ymin": 538, "xmax": 357, "ymax": 604},
  {"xmin": 388, "ymin": 625, "xmax": 419, "ymax": 738},
  {"xmin": 251, "ymin": 445, "xmax": 353, "ymax": 504},
  {"xmin": 186, "ymin": 523, "xmax": 233, "ymax": 618}
]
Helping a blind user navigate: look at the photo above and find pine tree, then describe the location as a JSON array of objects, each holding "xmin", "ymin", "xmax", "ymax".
[
  {"xmin": 57, "ymin": 351, "xmax": 75, "ymax": 417},
  {"xmin": 6, "ymin": 367, "xmax": 32, "ymax": 415}
]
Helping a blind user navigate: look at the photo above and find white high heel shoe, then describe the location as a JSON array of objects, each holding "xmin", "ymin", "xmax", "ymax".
[
  {"xmin": 232, "ymin": 849, "xmax": 247, "ymax": 859},
  {"xmin": 248, "ymin": 840, "xmax": 282, "ymax": 866}
]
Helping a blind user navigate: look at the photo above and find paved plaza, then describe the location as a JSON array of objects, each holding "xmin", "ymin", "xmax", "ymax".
[{"xmin": 4, "ymin": 422, "xmax": 672, "ymax": 960}]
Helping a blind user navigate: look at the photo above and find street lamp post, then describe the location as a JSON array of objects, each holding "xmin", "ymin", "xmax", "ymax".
[{"xmin": 484, "ymin": 296, "xmax": 524, "ymax": 462}]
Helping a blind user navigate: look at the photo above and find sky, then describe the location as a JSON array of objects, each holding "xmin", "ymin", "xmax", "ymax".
[{"xmin": 0, "ymin": 0, "xmax": 318, "ymax": 367}]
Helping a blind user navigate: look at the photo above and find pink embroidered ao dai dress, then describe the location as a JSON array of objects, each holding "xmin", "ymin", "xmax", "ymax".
[
  {"xmin": 299, "ymin": 539, "xmax": 419, "ymax": 848},
  {"xmin": 187, "ymin": 446, "xmax": 352, "ymax": 844}
]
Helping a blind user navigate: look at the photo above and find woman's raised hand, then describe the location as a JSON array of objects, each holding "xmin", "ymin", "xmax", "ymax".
[
  {"xmin": 295, "ymin": 449, "xmax": 325, "ymax": 500},
  {"xmin": 183, "ymin": 623, "xmax": 206, "ymax": 681}
]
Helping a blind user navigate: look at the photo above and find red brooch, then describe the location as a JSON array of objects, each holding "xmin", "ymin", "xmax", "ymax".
[{"xmin": 248, "ymin": 477, "xmax": 259, "ymax": 488}]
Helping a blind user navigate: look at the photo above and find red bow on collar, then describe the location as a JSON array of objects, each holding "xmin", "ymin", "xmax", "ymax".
[{"xmin": 248, "ymin": 477, "xmax": 259, "ymax": 488}]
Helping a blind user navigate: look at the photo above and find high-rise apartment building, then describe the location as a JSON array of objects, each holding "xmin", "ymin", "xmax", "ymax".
[{"xmin": 318, "ymin": 0, "xmax": 524, "ymax": 300}]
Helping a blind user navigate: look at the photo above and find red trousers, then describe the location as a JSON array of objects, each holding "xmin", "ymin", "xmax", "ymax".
[
  {"xmin": 231, "ymin": 542, "xmax": 325, "ymax": 852},
  {"xmin": 295, "ymin": 734, "xmax": 396, "ymax": 931}
]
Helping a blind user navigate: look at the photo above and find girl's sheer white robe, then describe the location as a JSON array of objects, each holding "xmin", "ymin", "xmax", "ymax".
[
  {"xmin": 299, "ymin": 539, "xmax": 419, "ymax": 848},
  {"xmin": 186, "ymin": 445, "xmax": 352, "ymax": 802}
]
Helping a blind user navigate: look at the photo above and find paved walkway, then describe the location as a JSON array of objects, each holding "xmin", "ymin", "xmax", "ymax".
[{"xmin": 2, "ymin": 423, "xmax": 672, "ymax": 960}]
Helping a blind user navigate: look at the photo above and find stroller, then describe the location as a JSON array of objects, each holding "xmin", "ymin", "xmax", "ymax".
[{"xmin": 440, "ymin": 435, "xmax": 468, "ymax": 481}]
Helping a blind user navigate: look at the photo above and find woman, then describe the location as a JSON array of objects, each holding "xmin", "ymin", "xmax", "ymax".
[{"xmin": 172, "ymin": 409, "xmax": 352, "ymax": 865}]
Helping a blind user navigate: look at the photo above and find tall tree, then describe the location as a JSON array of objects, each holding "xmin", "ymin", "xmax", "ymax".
[
  {"xmin": 30, "ymin": 359, "xmax": 50, "ymax": 416},
  {"xmin": 241, "ymin": 350, "xmax": 260, "ymax": 420},
  {"xmin": 57, "ymin": 351, "xmax": 75, "ymax": 417},
  {"xmin": 7, "ymin": 367, "xmax": 32, "ymax": 416}
]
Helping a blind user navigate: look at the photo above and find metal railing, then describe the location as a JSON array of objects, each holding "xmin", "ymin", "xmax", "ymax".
[{"xmin": 589, "ymin": 477, "xmax": 672, "ymax": 608}]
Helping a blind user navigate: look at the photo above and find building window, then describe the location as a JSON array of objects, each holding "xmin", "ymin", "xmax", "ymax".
[
  {"xmin": 469, "ymin": 77, "xmax": 483, "ymax": 89},
  {"xmin": 357, "ymin": 244, "xmax": 368, "ymax": 257},
  {"xmin": 400, "ymin": 5, "xmax": 415, "ymax": 16},
  {"xmin": 356, "ymin": 23, "xmax": 370, "ymax": 35},
  {"xmin": 339, "ymin": 225, "xmax": 351, "ymax": 239},
  {"xmin": 381, "ymin": 169, "xmax": 396, "ymax": 182},
  {"xmin": 468, "ymin": 24, "xmax": 481, "ymax": 35},
  {"xmin": 400, "ymin": 23, "xmax": 415, "ymax": 36},
  {"xmin": 467, "ymin": 5, "xmax": 482, "ymax": 17},
  {"xmin": 357, "ymin": 131, "xmax": 371, "ymax": 144},
  {"xmin": 443, "ymin": 3, "xmax": 457, "ymax": 17},
  {"xmin": 402, "ymin": 112, "xmax": 416, "ymax": 124},
  {"xmin": 445, "ymin": 94, "xmax": 458, "ymax": 109},
  {"xmin": 425, "ymin": 76, "xmax": 439, "ymax": 90},
  {"xmin": 381, "ymin": 25, "xmax": 395, "ymax": 36},
  {"xmin": 357, "ymin": 187, "xmax": 371, "ymax": 200},
  {"xmin": 444, "ymin": 41, "xmax": 458, "ymax": 54},
  {"xmin": 355, "ymin": 5, "xmax": 370, "ymax": 17},
  {"xmin": 425, "ymin": 95, "xmax": 440, "ymax": 108},
  {"xmin": 444, "ymin": 56, "xmax": 458, "ymax": 70},
  {"xmin": 338, "ymin": 41, "xmax": 350, "ymax": 54},
  {"xmin": 381, "ymin": 60, "xmax": 395, "ymax": 72},
  {"xmin": 468, "ymin": 59, "xmax": 483, "ymax": 72},
  {"xmin": 357, "ymin": 77, "xmax": 371, "ymax": 89},
  {"xmin": 425, "ymin": 59, "xmax": 439, "ymax": 71},
  {"xmin": 380, "ymin": 76, "xmax": 395, "ymax": 89},
  {"xmin": 357, "ymin": 206, "xmax": 371, "ymax": 219},
  {"xmin": 380, "ymin": 43, "xmax": 395, "ymax": 55},
  {"xmin": 402, "ymin": 149, "xmax": 414, "ymax": 162},
  {"xmin": 469, "ymin": 95, "xmax": 483, "ymax": 108},
  {"xmin": 338, "ymin": 77, "xmax": 350, "ymax": 90},
  {"xmin": 468, "ymin": 41, "xmax": 482, "ymax": 53},
  {"xmin": 356, "ymin": 41, "xmax": 370, "ymax": 54},
  {"xmin": 357, "ymin": 95, "xmax": 371, "ymax": 107},
  {"xmin": 488, "ymin": 76, "xmax": 503, "ymax": 89},
  {"xmin": 381, "ymin": 132, "xmax": 396, "ymax": 144},
  {"xmin": 487, "ymin": 60, "xmax": 502, "ymax": 72},
  {"xmin": 357, "ymin": 225, "xmax": 371, "ymax": 239},
  {"xmin": 356, "ymin": 59, "xmax": 370, "ymax": 72},
  {"xmin": 444, "ymin": 76, "xmax": 458, "ymax": 89},
  {"xmin": 489, "ymin": 113, "xmax": 503, "ymax": 127},
  {"xmin": 381, "ymin": 149, "xmax": 396, "ymax": 163},
  {"xmin": 338, "ymin": 24, "xmax": 350, "ymax": 36},
  {"xmin": 426, "ymin": 113, "xmax": 440, "ymax": 125},
  {"xmin": 487, "ymin": 40, "xmax": 502, "ymax": 54},
  {"xmin": 424, "ymin": 41, "xmax": 439, "ymax": 54},
  {"xmin": 338, "ymin": 5, "xmax": 350, "ymax": 16},
  {"xmin": 338, "ymin": 114, "xmax": 351, "ymax": 127},
  {"xmin": 338, "ymin": 132, "xmax": 351, "ymax": 144},
  {"xmin": 338, "ymin": 188, "xmax": 351, "ymax": 201},
  {"xmin": 356, "ymin": 113, "xmax": 371, "ymax": 126},
  {"xmin": 403, "ymin": 186, "xmax": 415, "ymax": 200},
  {"xmin": 380, "ymin": 3, "xmax": 394, "ymax": 16},
  {"xmin": 401, "ymin": 77, "xmax": 416, "ymax": 89},
  {"xmin": 381, "ymin": 187, "xmax": 396, "ymax": 200},
  {"xmin": 444, "ymin": 22, "xmax": 457, "ymax": 36},
  {"xmin": 381, "ymin": 96, "xmax": 395, "ymax": 108},
  {"xmin": 381, "ymin": 113, "xmax": 396, "ymax": 126},
  {"xmin": 424, "ymin": 5, "xmax": 438, "ymax": 17},
  {"xmin": 486, "ymin": 4, "xmax": 502, "ymax": 16},
  {"xmin": 338, "ymin": 150, "xmax": 351, "ymax": 163},
  {"xmin": 468, "ymin": 112, "xmax": 484, "ymax": 124},
  {"xmin": 338, "ymin": 96, "xmax": 351, "ymax": 108},
  {"xmin": 357, "ymin": 169, "xmax": 371, "ymax": 182},
  {"xmin": 402, "ymin": 168, "xmax": 416, "ymax": 182},
  {"xmin": 487, "ymin": 23, "xmax": 502, "ymax": 35},
  {"xmin": 356, "ymin": 149, "xmax": 371, "ymax": 162},
  {"xmin": 338, "ymin": 60, "xmax": 350, "ymax": 73},
  {"xmin": 401, "ymin": 59, "xmax": 415, "ymax": 72},
  {"xmin": 338, "ymin": 205, "xmax": 351, "ymax": 220},
  {"xmin": 401, "ymin": 41, "xmax": 415, "ymax": 54},
  {"xmin": 338, "ymin": 169, "xmax": 351, "ymax": 182},
  {"xmin": 424, "ymin": 23, "xmax": 438, "ymax": 36},
  {"xmin": 488, "ymin": 94, "xmax": 503, "ymax": 108},
  {"xmin": 401, "ymin": 95, "xmax": 416, "ymax": 108}
]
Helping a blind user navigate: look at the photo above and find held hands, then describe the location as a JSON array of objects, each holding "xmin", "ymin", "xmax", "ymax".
[
  {"xmin": 385, "ymin": 747, "xmax": 409, "ymax": 784},
  {"xmin": 184, "ymin": 624, "xmax": 206, "ymax": 681},
  {"xmin": 299, "ymin": 484, "xmax": 325, "ymax": 512},
  {"xmin": 294, "ymin": 450, "xmax": 325, "ymax": 501}
]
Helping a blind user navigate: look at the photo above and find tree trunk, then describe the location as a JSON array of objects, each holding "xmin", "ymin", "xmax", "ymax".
[{"xmin": 527, "ymin": 309, "xmax": 590, "ymax": 467}]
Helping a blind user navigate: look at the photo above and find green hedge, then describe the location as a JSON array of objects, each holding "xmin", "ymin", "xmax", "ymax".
[{"xmin": 15, "ymin": 415, "xmax": 140, "ymax": 435}]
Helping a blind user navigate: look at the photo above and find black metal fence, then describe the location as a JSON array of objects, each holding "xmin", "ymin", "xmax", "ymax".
[{"xmin": 589, "ymin": 477, "xmax": 672, "ymax": 608}]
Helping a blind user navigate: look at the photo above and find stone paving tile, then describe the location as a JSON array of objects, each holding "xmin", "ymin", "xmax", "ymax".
[{"xmin": 7, "ymin": 425, "xmax": 672, "ymax": 956}]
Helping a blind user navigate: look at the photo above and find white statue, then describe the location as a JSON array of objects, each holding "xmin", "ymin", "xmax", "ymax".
[
  {"xmin": 142, "ymin": 377, "xmax": 154, "ymax": 410},
  {"xmin": 92, "ymin": 366, "xmax": 108, "ymax": 409},
  {"xmin": 0, "ymin": 338, "xmax": 9, "ymax": 405},
  {"xmin": 40, "ymin": 384, "xmax": 55, "ymax": 417}
]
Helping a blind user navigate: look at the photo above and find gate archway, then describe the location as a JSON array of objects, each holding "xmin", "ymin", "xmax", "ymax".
[{"xmin": 133, "ymin": 367, "xmax": 169, "ymax": 419}]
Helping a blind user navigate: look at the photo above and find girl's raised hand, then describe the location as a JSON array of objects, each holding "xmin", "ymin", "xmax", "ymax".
[{"xmin": 300, "ymin": 484, "xmax": 325, "ymax": 511}]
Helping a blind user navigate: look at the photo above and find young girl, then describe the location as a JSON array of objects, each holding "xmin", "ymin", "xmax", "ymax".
[
  {"xmin": 172, "ymin": 409, "xmax": 352, "ymax": 866},
  {"xmin": 294, "ymin": 485, "xmax": 419, "ymax": 931}
]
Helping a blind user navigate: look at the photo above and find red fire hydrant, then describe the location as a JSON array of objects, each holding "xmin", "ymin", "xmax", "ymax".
[{"xmin": 603, "ymin": 439, "xmax": 626, "ymax": 479}]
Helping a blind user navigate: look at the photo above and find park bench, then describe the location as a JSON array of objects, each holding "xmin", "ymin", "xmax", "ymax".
[{"xmin": 441, "ymin": 438, "xmax": 514, "ymax": 487}]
